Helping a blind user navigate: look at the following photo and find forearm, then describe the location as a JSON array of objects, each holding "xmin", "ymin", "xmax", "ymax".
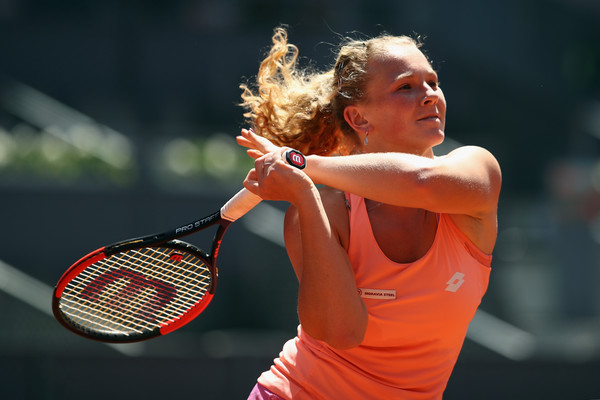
[
  {"xmin": 305, "ymin": 153, "xmax": 429, "ymax": 207},
  {"xmin": 304, "ymin": 147, "xmax": 501, "ymax": 216},
  {"xmin": 237, "ymin": 128, "xmax": 500, "ymax": 215},
  {"xmin": 291, "ymin": 188, "xmax": 368, "ymax": 349}
]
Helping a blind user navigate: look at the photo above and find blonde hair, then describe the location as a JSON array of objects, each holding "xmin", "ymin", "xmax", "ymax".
[{"xmin": 239, "ymin": 27, "xmax": 421, "ymax": 156}]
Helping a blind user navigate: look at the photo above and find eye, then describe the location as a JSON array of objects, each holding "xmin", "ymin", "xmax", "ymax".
[
  {"xmin": 396, "ymin": 84, "xmax": 411, "ymax": 91},
  {"xmin": 428, "ymin": 81, "xmax": 440, "ymax": 89}
]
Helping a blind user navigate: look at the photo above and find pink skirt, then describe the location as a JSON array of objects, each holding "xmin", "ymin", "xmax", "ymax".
[{"xmin": 247, "ymin": 383, "xmax": 286, "ymax": 400}]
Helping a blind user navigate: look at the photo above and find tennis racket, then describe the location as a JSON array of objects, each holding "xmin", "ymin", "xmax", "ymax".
[{"xmin": 52, "ymin": 149, "xmax": 307, "ymax": 343}]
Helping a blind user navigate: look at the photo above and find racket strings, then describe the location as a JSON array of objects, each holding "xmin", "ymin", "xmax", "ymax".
[
  {"xmin": 59, "ymin": 246, "xmax": 212, "ymax": 337},
  {"xmin": 63, "ymin": 253, "xmax": 208, "ymax": 334}
]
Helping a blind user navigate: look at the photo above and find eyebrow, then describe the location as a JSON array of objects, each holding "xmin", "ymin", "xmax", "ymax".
[
  {"xmin": 394, "ymin": 71, "xmax": 412, "ymax": 80},
  {"xmin": 393, "ymin": 69, "xmax": 438, "ymax": 81}
]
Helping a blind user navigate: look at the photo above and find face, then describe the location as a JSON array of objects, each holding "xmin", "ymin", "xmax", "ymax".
[{"xmin": 356, "ymin": 42, "xmax": 446, "ymax": 156}]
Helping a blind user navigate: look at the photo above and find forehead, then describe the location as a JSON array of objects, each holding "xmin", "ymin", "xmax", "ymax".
[{"xmin": 367, "ymin": 43, "xmax": 435, "ymax": 81}]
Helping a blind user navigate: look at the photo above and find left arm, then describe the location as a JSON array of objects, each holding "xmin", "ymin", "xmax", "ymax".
[
  {"xmin": 304, "ymin": 146, "xmax": 501, "ymax": 218},
  {"xmin": 238, "ymin": 129, "xmax": 501, "ymax": 218},
  {"xmin": 238, "ymin": 129, "xmax": 501, "ymax": 253}
]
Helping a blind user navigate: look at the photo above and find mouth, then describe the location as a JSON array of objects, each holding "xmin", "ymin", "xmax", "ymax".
[{"xmin": 417, "ymin": 114, "xmax": 441, "ymax": 122}]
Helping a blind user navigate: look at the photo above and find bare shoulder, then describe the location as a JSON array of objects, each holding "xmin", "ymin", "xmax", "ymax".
[
  {"xmin": 441, "ymin": 146, "xmax": 501, "ymax": 254},
  {"xmin": 283, "ymin": 186, "xmax": 350, "ymax": 280},
  {"xmin": 318, "ymin": 186, "xmax": 351, "ymax": 250},
  {"xmin": 443, "ymin": 146, "xmax": 502, "ymax": 178},
  {"xmin": 440, "ymin": 144, "xmax": 498, "ymax": 167},
  {"xmin": 284, "ymin": 186, "xmax": 350, "ymax": 249},
  {"xmin": 317, "ymin": 186, "xmax": 348, "ymax": 213},
  {"xmin": 436, "ymin": 145, "xmax": 502, "ymax": 208}
]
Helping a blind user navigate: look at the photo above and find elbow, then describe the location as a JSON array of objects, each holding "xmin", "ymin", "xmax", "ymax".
[{"xmin": 325, "ymin": 330, "xmax": 366, "ymax": 350}]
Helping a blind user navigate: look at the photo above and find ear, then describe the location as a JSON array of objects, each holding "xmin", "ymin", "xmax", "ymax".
[{"xmin": 343, "ymin": 105, "xmax": 369, "ymax": 133}]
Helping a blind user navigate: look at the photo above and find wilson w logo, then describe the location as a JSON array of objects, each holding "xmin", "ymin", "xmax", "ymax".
[
  {"xmin": 290, "ymin": 153, "xmax": 303, "ymax": 165},
  {"xmin": 79, "ymin": 267, "xmax": 177, "ymax": 322}
]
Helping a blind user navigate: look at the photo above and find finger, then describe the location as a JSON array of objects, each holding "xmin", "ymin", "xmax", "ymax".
[
  {"xmin": 238, "ymin": 129, "xmax": 269, "ymax": 153},
  {"xmin": 243, "ymin": 169, "xmax": 260, "ymax": 195},
  {"xmin": 239, "ymin": 128, "xmax": 257, "ymax": 140},
  {"xmin": 236, "ymin": 135, "xmax": 253, "ymax": 148},
  {"xmin": 247, "ymin": 149, "xmax": 264, "ymax": 159},
  {"xmin": 244, "ymin": 129, "xmax": 280, "ymax": 153},
  {"xmin": 241, "ymin": 128, "xmax": 259, "ymax": 143},
  {"xmin": 247, "ymin": 168, "xmax": 258, "ymax": 181},
  {"xmin": 243, "ymin": 180, "xmax": 260, "ymax": 195},
  {"xmin": 242, "ymin": 127, "xmax": 256, "ymax": 138}
]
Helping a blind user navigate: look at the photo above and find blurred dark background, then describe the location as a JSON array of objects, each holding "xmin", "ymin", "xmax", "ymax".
[{"xmin": 1, "ymin": 0, "xmax": 599, "ymax": 399}]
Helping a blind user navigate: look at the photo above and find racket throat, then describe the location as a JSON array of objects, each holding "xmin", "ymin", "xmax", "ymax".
[{"xmin": 209, "ymin": 222, "xmax": 231, "ymax": 265}]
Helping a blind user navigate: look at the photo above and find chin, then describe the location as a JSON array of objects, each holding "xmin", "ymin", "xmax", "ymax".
[{"xmin": 430, "ymin": 130, "xmax": 445, "ymax": 147}]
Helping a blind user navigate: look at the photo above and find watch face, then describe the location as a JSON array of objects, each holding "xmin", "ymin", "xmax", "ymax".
[{"xmin": 286, "ymin": 150, "xmax": 306, "ymax": 169}]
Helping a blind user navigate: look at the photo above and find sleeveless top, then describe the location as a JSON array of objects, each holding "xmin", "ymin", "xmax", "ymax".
[{"xmin": 257, "ymin": 193, "xmax": 492, "ymax": 399}]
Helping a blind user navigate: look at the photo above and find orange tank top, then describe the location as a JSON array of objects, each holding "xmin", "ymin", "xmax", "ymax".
[{"xmin": 257, "ymin": 193, "xmax": 491, "ymax": 399}]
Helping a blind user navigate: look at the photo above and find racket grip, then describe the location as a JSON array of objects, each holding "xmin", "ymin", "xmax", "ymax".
[
  {"xmin": 220, "ymin": 188, "xmax": 262, "ymax": 222},
  {"xmin": 221, "ymin": 149, "xmax": 306, "ymax": 221}
]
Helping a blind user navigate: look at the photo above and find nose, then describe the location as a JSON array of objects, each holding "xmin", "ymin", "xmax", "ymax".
[{"xmin": 421, "ymin": 84, "xmax": 439, "ymax": 106}]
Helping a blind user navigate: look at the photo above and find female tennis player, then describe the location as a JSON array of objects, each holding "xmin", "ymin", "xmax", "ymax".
[{"xmin": 238, "ymin": 27, "xmax": 501, "ymax": 400}]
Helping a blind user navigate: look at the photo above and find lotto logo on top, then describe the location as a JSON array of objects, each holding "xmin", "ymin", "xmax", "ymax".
[{"xmin": 445, "ymin": 272, "xmax": 465, "ymax": 292}]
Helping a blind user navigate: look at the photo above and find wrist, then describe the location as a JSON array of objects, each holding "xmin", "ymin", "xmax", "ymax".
[
  {"xmin": 304, "ymin": 154, "xmax": 322, "ymax": 185},
  {"xmin": 291, "ymin": 183, "xmax": 321, "ymax": 211},
  {"xmin": 285, "ymin": 149, "xmax": 306, "ymax": 169},
  {"xmin": 283, "ymin": 148, "xmax": 323, "ymax": 186}
]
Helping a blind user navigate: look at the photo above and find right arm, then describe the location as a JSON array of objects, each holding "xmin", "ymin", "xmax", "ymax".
[
  {"xmin": 284, "ymin": 187, "xmax": 367, "ymax": 349},
  {"xmin": 243, "ymin": 153, "xmax": 367, "ymax": 349}
]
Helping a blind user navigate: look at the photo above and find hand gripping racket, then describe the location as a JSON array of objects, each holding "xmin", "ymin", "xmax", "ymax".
[{"xmin": 52, "ymin": 149, "xmax": 307, "ymax": 343}]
